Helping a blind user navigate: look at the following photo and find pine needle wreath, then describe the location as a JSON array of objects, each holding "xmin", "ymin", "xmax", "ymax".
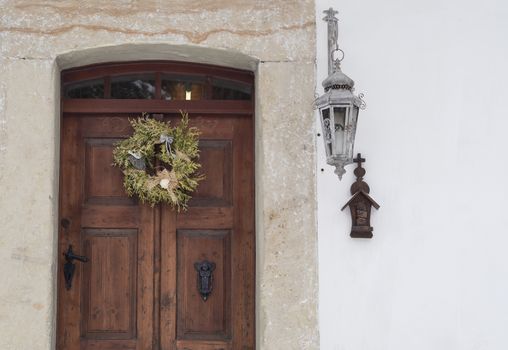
[{"xmin": 113, "ymin": 111, "xmax": 203, "ymax": 210}]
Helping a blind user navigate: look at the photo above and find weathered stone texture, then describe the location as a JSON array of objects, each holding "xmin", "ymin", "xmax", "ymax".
[
  {"xmin": 0, "ymin": 1, "xmax": 318, "ymax": 349},
  {"xmin": 0, "ymin": 58, "xmax": 59, "ymax": 350},
  {"xmin": 1, "ymin": 0, "xmax": 315, "ymax": 63},
  {"xmin": 256, "ymin": 61, "xmax": 319, "ymax": 349}
]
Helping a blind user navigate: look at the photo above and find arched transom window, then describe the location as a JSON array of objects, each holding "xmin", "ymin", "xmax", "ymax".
[{"xmin": 61, "ymin": 61, "xmax": 254, "ymax": 114}]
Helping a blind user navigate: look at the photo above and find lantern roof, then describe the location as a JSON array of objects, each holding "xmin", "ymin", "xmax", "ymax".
[{"xmin": 322, "ymin": 66, "xmax": 355, "ymax": 91}]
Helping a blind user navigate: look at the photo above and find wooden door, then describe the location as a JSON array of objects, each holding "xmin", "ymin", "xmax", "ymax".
[
  {"xmin": 57, "ymin": 114, "xmax": 156, "ymax": 349},
  {"xmin": 160, "ymin": 114, "xmax": 254, "ymax": 350},
  {"xmin": 56, "ymin": 62, "xmax": 255, "ymax": 350}
]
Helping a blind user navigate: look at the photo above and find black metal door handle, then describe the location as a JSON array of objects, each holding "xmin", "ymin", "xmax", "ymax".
[
  {"xmin": 64, "ymin": 245, "xmax": 88, "ymax": 263},
  {"xmin": 63, "ymin": 245, "xmax": 88, "ymax": 290}
]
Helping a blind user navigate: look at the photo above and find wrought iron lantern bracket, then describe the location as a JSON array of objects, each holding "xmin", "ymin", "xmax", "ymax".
[{"xmin": 316, "ymin": 8, "xmax": 366, "ymax": 180}]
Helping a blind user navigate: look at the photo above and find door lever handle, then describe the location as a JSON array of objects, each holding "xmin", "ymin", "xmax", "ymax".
[
  {"xmin": 63, "ymin": 245, "xmax": 88, "ymax": 290},
  {"xmin": 64, "ymin": 245, "xmax": 88, "ymax": 263}
]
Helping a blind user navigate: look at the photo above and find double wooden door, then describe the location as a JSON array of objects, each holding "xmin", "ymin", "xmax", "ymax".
[{"xmin": 56, "ymin": 112, "xmax": 254, "ymax": 350}]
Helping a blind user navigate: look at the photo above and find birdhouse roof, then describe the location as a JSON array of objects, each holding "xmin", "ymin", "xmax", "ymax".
[{"xmin": 341, "ymin": 190, "xmax": 380, "ymax": 211}]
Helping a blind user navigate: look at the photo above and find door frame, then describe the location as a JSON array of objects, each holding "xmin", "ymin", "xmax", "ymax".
[
  {"xmin": 47, "ymin": 44, "xmax": 320, "ymax": 350},
  {"xmin": 56, "ymin": 60, "xmax": 256, "ymax": 349}
]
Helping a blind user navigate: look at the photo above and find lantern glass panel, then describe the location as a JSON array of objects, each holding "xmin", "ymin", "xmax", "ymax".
[
  {"xmin": 333, "ymin": 106, "xmax": 347, "ymax": 155},
  {"xmin": 347, "ymin": 105, "xmax": 360, "ymax": 159},
  {"xmin": 320, "ymin": 108, "xmax": 333, "ymax": 157}
]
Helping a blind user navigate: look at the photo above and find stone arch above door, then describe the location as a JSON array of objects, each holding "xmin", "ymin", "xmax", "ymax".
[{"xmin": 56, "ymin": 44, "xmax": 258, "ymax": 72}]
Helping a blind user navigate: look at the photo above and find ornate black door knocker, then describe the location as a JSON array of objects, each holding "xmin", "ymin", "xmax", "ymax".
[{"xmin": 194, "ymin": 260, "xmax": 216, "ymax": 302}]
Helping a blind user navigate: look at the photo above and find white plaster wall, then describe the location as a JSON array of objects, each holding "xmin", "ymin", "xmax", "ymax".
[{"xmin": 316, "ymin": 0, "xmax": 508, "ymax": 349}]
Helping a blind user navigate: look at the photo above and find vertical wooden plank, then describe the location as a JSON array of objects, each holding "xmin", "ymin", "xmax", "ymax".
[
  {"xmin": 153, "ymin": 206, "xmax": 161, "ymax": 349},
  {"xmin": 231, "ymin": 117, "xmax": 255, "ymax": 349},
  {"xmin": 160, "ymin": 206, "xmax": 177, "ymax": 349},
  {"xmin": 56, "ymin": 116, "xmax": 83, "ymax": 350},
  {"xmin": 137, "ymin": 204, "xmax": 155, "ymax": 349}
]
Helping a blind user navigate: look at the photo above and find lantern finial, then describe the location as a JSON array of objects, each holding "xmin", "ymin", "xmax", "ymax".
[{"xmin": 334, "ymin": 164, "xmax": 347, "ymax": 180}]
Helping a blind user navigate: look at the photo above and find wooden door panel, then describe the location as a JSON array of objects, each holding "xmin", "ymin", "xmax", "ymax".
[
  {"xmin": 176, "ymin": 207, "xmax": 233, "ymax": 229},
  {"xmin": 190, "ymin": 140, "xmax": 232, "ymax": 207},
  {"xmin": 81, "ymin": 229, "xmax": 137, "ymax": 340},
  {"xmin": 80, "ymin": 116, "xmax": 132, "ymax": 137},
  {"xmin": 177, "ymin": 230, "xmax": 231, "ymax": 340},
  {"xmin": 81, "ymin": 206, "xmax": 139, "ymax": 228},
  {"xmin": 84, "ymin": 138, "xmax": 134, "ymax": 205}
]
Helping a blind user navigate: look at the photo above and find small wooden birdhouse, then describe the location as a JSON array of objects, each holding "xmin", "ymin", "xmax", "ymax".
[{"xmin": 341, "ymin": 154, "xmax": 380, "ymax": 238}]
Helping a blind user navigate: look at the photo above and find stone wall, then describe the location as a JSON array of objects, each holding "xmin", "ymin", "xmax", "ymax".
[{"xmin": 0, "ymin": 1, "xmax": 318, "ymax": 349}]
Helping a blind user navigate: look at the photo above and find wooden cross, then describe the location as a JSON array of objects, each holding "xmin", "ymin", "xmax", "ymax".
[
  {"xmin": 353, "ymin": 153, "xmax": 366, "ymax": 166},
  {"xmin": 323, "ymin": 8, "xmax": 338, "ymax": 22}
]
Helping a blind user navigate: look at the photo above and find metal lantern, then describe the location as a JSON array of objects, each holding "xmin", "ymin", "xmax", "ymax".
[{"xmin": 317, "ymin": 8, "xmax": 365, "ymax": 179}]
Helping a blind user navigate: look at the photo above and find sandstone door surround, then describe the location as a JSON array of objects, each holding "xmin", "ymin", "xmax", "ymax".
[{"xmin": 0, "ymin": 3, "xmax": 318, "ymax": 349}]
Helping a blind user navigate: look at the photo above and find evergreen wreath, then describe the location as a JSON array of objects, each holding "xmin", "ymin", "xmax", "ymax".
[{"xmin": 113, "ymin": 111, "xmax": 203, "ymax": 210}]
